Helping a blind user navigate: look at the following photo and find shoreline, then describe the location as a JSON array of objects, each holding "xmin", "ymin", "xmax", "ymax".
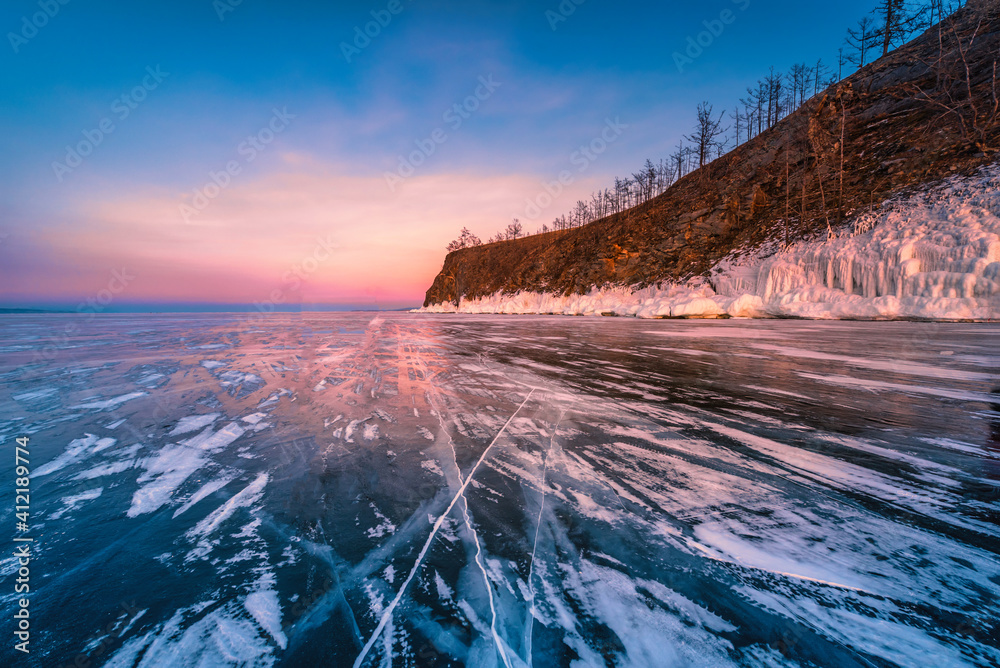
[
  {"xmin": 412, "ymin": 309, "xmax": 998, "ymax": 323},
  {"xmin": 419, "ymin": 164, "xmax": 1000, "ymax": 324}
]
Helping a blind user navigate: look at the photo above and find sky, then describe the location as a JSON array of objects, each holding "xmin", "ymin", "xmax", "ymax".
[{"xmin": 0, "ymin": 0, "xmax": 876, "ymax": 311}]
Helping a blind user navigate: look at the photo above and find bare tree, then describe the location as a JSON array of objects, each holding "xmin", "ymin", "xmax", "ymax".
[
  {"xmin": 729, "ymin": 108, "xmax": 744, "ymax": 148},
  {"xmin": 685, "ymin": 102, "xmax": 727, "ymax": 169},
  {"xmin": 612, "ymin": 177, "xmax": 625, "ymax": 214},
  {"xmin": 764, "ymin": 68, "xmax": 784, "ymax": 127},
  {"xmin": 911, "ymin": 17, "xmax": 999, "ymax": 155},
  {"xmin": 874, "ymin": 0, "xmax": 920, "ymax": 57},
  {"xmin": 620, "ymin": 176, "xmax": 634, "ymax": 208},
  {"xmin": 446, "ymin": 227, "xmax": 482, "ymax": 252},
  {"xmin": 505, "ymin": 219, "xmax": 523, "ymax": 240},
  {"xmin": 669, "ymin": 141, "xmax": 686, "ymax": 181},
  {"xmin": 813, "ymin": 59, "xmax": 830, "ymax": 95},
  {"xmin": 642, "ymin": 159, "xmax": 657, "ymax": 201},
  {"xmin": 845, "ymin": 16, "xmax": 879, "ymax": 69},
  {"xmin": 838, "ymin": 97, "xmax": 847, "ymax": 223},
  {"xmin": 462, "ymin": 227, "xmax": 481, "ymax": 247},
  {"xmin": 923, "ymin": 0, "xmax": 945, "ymax": 29},
  {"xmin": 788, "ymin": 63, "xmax": 808, "ymax": 109}
]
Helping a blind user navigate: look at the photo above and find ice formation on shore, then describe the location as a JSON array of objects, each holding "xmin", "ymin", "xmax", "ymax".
[{"xmin": 420, "ymin": 163, "xmax": 1000, "ymax": 320}]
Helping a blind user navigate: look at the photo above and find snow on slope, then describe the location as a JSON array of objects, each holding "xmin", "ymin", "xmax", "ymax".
[{"xmin": 421, "ymin": 163, "xmax": 1000, "ymax": 320}]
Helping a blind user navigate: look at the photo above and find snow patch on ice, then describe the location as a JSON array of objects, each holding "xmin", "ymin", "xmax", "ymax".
[
  {"xmin": 103, "ymin": 603, "xmax": 275, "ymax": 668},
  {"xmin": 70, "ymin": 391, "xmax": 147, "ymax": 410},
  {"xmin": 243, "ymin": 574, "xmax": 286, "ymax": 650},
  {"xmin": 128, "ymin": 424, "xmax": 245, "ymax": 517},
  {"xmin": 73, "ymin": 460, "xmax": 135, "ymax": 480},
  {"xmin": 173, "ymin": 474, "xmax": 238, "ymax": 518},
  {"xmin": 420, "ymin": 459, "xmax": 444, "ymax": 476},
  {"xmin": 187, "ymin": 473, "xmax": 269, "ymax": 539},
  {"xmin": 365, "ymin": 503, "xmax": 396, "ymax": 539},
  {"xmin": 48, "ymin": 487, "xmax": 103, "ymax": 520},
  {"xmin": 433, "ymin": 571, "xmax": 453, "ymax": 602},
  {"xmin": 241, "ymin": 412, "xmax": 267, "ymax": 425},
  {"xmin": 35, "ymin": 435, "xmax": 117, "ymax": 477},
  {"xmin": 128, "ymin": 446, "xmax": 208, "ymax": 518},
  {"xmin": 169, "ymin": 413, "xmax": 221, "ymax": 436},
  {"xmin": 12, "ymin": 388, "xmax": 57, "ymax": 401}
]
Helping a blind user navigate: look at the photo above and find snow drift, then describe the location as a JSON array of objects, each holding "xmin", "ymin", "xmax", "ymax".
[{"xmin": 420, "ymin": 163, "xmax": 1000, "ymax": 321}]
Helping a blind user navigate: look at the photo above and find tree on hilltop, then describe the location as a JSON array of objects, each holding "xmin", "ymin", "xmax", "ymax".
[
  {"xmin": 874, "ymin": 0, "xmax": 922, "ymax": 57},
  {"xmin": 446, "ymin": 227, "xmax": 482, "ymax": 252},
  {"xmin": 685, "ymin": 102, "xmax": 727, "ymax": 169},
  {"xmin": 505, "ymin": 219, "xmax": 523, "ymax": 240},
  {"xmin": 845, "ymin": 16, "xmax": 879, "ymax": 68}
]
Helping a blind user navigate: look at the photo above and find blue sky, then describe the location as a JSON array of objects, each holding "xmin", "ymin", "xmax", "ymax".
[{"xmin": 0, "ymin": 0, "xmax": 877, "ymax": 309}]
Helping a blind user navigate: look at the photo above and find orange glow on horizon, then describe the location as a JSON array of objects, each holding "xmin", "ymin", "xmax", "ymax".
[{"xmin": 15, "ymin": 155, "xmax": 605, "ymax": 306}]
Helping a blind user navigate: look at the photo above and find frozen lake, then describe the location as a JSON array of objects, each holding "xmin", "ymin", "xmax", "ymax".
[{"xmin": 1, "ymin": 313, "xmax": 998, "ymax": 667}]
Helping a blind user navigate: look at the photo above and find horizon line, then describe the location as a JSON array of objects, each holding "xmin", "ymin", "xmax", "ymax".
[{"xmin": 0, "ymin": 302, "xmax": 421, "ymax": 314}]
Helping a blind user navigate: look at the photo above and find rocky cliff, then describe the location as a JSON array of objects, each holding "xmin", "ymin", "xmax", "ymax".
[{"xmin": 424, "ymin": 4, "xmax": 1000, "ymax": 308}]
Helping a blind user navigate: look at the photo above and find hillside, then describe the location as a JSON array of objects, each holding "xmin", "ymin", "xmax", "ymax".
[{"xmin": 422, "ymin": 2, "xmax": 1000, "ymax": 318}]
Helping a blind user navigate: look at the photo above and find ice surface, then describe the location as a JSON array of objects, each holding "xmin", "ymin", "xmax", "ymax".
[{"xmin": 6, "ymin": 313, "xmax": 998, "ymax": 668}]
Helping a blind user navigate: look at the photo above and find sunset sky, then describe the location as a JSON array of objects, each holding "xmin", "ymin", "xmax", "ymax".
[{"xmin": 0, "ymin": 0, "xmax": 873, "ymax": 310}]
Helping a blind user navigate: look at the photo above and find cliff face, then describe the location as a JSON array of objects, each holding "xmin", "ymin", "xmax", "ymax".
[{"xmin": 424, "ymin": 5, "xmax": 1000, "ymax": 308}]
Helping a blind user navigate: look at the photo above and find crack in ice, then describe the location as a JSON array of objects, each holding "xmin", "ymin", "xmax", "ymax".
[
  {"xmin": 525, "ymin": 411, "xmax": 562, "ymax": 667},
  {"xmin": 462, "ymin": 495, "xmax": 514, "ymax": 668},
  {"xmin": 352, "ymin": 388, "xmax": 537, "ymax": 668},
  {"xmin": 428, "ymin": 379, "xmax": 514, "ymax": 668}
]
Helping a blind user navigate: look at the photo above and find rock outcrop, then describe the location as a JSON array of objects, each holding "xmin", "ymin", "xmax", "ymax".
[{"xmin": 424, "ymin": 5, "xmax": 1000, "ymax": 308}]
